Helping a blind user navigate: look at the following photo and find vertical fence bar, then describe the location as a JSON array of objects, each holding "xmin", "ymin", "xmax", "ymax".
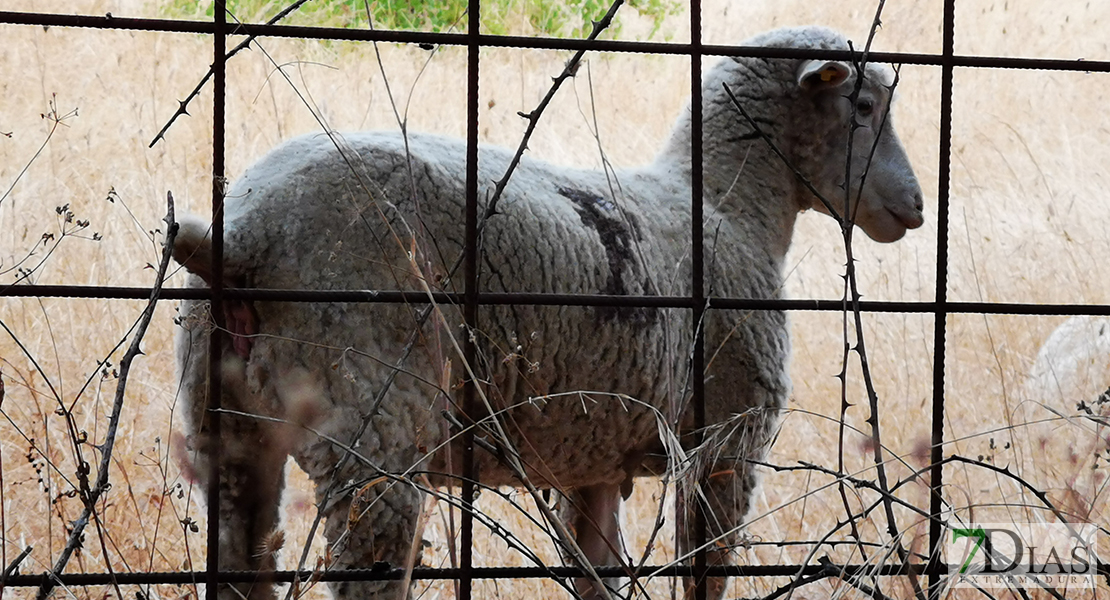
[
  {"xmin": 460, "ymin": 0, "xmax": 481, "ymax": 599},
  {"xmin": 689, "ymin": 0, "xmax": 706, "ymax": 598},
  {"xmin": 928, "ymin": 0, "xmax": 956, "ymax": 596},
  {"xmin": 205, "ymin": 2, "xmax": 228, "ymax": 600}
]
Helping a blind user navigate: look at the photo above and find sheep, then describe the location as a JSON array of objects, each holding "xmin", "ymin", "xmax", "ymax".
[
  {"xmin": 171, "ymin": 26, "xmax": 924, "ymax": 600},
  {"xmin": 1022, "ymin": 316, "xmax": 1110, "ymax": 517}
]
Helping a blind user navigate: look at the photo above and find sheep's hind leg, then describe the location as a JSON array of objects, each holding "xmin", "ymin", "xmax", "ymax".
[
  {"xmin": 183, "ymin": 393, "xmax": 288, "ymax": 600},
  {"xmin": 558, "ymin": 483, "xmax": 625, "ymax": 599},
  {"xmin": 177, "ymin": 314, "xmax": 287, "ymax": 599},
  {"xmin": 215, "ymin": 413, "xmax": 288, "ymax": 600}
]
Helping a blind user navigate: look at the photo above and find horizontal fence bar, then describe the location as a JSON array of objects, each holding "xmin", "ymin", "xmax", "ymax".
[
  {"xmin": 2, "ymin": 11, "xmax": 1110, "ymax": 72},
  {"xmin": 6, "ymin": 285, "xmax": 1110, "ymax": 316},
  {"xmin": 11, "ymin": 560, "xmax": 1107, "ymax": 587}
]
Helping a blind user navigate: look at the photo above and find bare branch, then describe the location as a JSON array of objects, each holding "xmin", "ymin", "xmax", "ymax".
[
  {"xmin": 721, "ymin": 84, "xmax": 844, "ymax": 227},
  {"xmin": 0, "ymin": 546, "xmax": 32, "ymax": 585},
  {"xmin": 148, "ymin": 0, "xmax": 313, "ymax": 147},
  {"xmin": 36, "ymin": 192, "xmax": 178, "ymax": 599}
]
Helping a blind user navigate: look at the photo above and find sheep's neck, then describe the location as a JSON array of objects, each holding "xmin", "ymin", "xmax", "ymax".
[{"xmin": 654, "ymin": 145, "xmax": 803, "ymax": 267}]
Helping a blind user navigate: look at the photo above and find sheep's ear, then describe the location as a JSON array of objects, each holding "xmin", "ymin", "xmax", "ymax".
[
  {"xmin": 797, "ymin": 60, "xmax": 852, "ymax": 92},
  {"xmin": 172, "ymin": 212, "xmax": 215, "ymax": 283}
]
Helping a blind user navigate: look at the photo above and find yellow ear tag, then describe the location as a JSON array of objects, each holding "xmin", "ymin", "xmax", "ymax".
[{"xmin": 820, "ymin": 67, "xmax": 838, "ymax": 82}]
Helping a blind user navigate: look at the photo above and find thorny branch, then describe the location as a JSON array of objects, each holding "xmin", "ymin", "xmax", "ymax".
[
  {"xmin": 36, "ymin": 192, "xmax": 178, "ymax": 600},
  {"xmin": 148, "ymin": 0, "xmax": 313, "ymax": 148},
  {"xmin": 0, "ymin": 546, "xmax": 32, "ymax": 586},
  {"xmin": 832, "ymin": 3, "xmax": 926, "ymax": 599},
  {"xmin": 829, "ymin": 8, "xmax": 893, "ymax": 576}
]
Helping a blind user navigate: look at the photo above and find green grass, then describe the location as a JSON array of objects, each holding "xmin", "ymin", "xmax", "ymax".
[{"xmin": 164, "ymin": 0, "xmax": 682, "ymax": 37}]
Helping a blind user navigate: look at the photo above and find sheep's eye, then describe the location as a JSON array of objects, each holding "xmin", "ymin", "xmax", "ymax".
[{"xmin": 856, "ymin": 98, "xmax": 875, "ymax": 116}]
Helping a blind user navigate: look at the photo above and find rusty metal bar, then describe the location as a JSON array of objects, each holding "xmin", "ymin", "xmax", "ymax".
[
  {"xmin": 3, "ymin": 11, "xmax": 1110, "ymax": 73},
  {"xmin": 7, "ymin": 561, "xmax": 1107, "ymax": 588},
  {"xmin": 11, "ymin": 285, "xmax": 1110, "ymax": 316},
  {"xmin": 204, "ymin": 2, "xmax": 228, "ymax": 599},
  {"xmin": 927, "ymin": 0, "xmax": 957, "ymax": 597},
  {"xmin": 459, "ymin": 0, "xmax": 482, "ymax": 599},
  {"xmin": 689, "ymin": 0, "xmax": 708, "ymax": 597}
]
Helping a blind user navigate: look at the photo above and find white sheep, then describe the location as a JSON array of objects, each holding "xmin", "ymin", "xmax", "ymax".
[
  {"xmin": 1022, "ymin": 316, "xmax": 1110, "ymax": 517},
  {"xmin": 172, "ymin": 26, "xmax": 924, "ymax": 600}
]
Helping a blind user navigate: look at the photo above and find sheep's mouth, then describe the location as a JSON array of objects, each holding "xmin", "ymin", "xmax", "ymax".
[{"xmin": 885, "ymin": 206, "xmax": 924, "ymax": 230}]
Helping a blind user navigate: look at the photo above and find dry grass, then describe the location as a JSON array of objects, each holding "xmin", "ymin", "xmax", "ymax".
[{"xmin": 1, "ymin": 0, "xmax": 1109, "ymax": 598}]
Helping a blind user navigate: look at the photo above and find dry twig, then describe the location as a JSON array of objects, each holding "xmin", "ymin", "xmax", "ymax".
[{"xmin": 35, "ymin": 192, "xmax": 178, "ymax": 599}]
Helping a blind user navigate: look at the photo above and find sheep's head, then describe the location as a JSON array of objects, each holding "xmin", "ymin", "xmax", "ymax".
[
  {"xmin": 794, "ymin": 54, "xmax": 924, "ymax": 243},
  {"xmin": 722, "ymin": 26, "xmax": 924, "ymax": 243}
]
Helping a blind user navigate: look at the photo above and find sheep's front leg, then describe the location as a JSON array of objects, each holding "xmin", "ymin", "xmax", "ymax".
[
  {"xmin": 559, "ymin": 483, "xmax": 624, "ymax": 599},
  {"xmin": 677, "ymin": 466, "xmax": 756, "ymax": 600},
  {"xmin": 316, "ymin": 477, "xmax": 426, "ymax": 600},
  {"xmin": 677, "ymin": 423, "xmax": 771, "ymax": 600}
]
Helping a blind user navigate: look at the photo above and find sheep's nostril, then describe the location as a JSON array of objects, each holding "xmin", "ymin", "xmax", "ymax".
[{"xmin": 914, "ymin": 191, "xmax": 924, "ymax": 212}]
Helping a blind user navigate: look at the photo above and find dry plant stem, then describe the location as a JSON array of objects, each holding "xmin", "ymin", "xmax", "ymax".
[
  {"xmin": 579, "ymin": 60, "xmax": 663, "ymax": 301},
  {"xmin": 213, "ymin": 405, "xmax": 576, "ymax": 581},
  {"xmin": 0, "ymin": 330, "xmax": 70, "ymax": 488},
  {"xmin": 940, "ymin": 455, "xmax": 1087, "ymax": 535},
  {"xmin": 0, "ymin": 95, "xmax": 74, "ymax": 209},
  {"xmin": 148, "ymin": 0, "xmax": 313, "ymax": 148},
  {"xmin": 411, "ymin": 258, "xmax": 618, "ymax": 600},
  {"xmin": 86, "ymin": 508, "xmax": 125, "ymax": 600},
  {"xmin": 365, "ymin": 3, "xmax": 460, "ymax": 286},
  {"xmin": 756, "ymin": 467, "xmax": 922, "ymax": 588},
  {"xmin": 35, "ymin": 193, "xmax": 178, "ymax": 600},
  {"xmin": 959, "ymin": 210, "xmax": 1033, "ymax": 524},
  {"xmin": 756, "ymin": 460, "xmax": 931, "ymax": 521}
]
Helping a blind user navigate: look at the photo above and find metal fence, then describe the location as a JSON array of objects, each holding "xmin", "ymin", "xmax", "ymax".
[{"xmin": 1, "ymin": 1, "xmax": 1109, "ymax": 599}]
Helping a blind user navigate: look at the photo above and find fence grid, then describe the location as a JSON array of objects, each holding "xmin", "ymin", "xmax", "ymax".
[{"xmin": 1, "ymin": 1, "xmax": 1108, "ymax": 599}]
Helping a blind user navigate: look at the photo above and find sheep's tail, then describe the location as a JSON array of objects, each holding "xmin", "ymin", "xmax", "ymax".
[
  {"xmin": 172, "ymin": 212, "xmax": 214, "ymax": 283},
  {"xmin": 172, "ymin": 212, "xmax": 258, "ymax": 358}
]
